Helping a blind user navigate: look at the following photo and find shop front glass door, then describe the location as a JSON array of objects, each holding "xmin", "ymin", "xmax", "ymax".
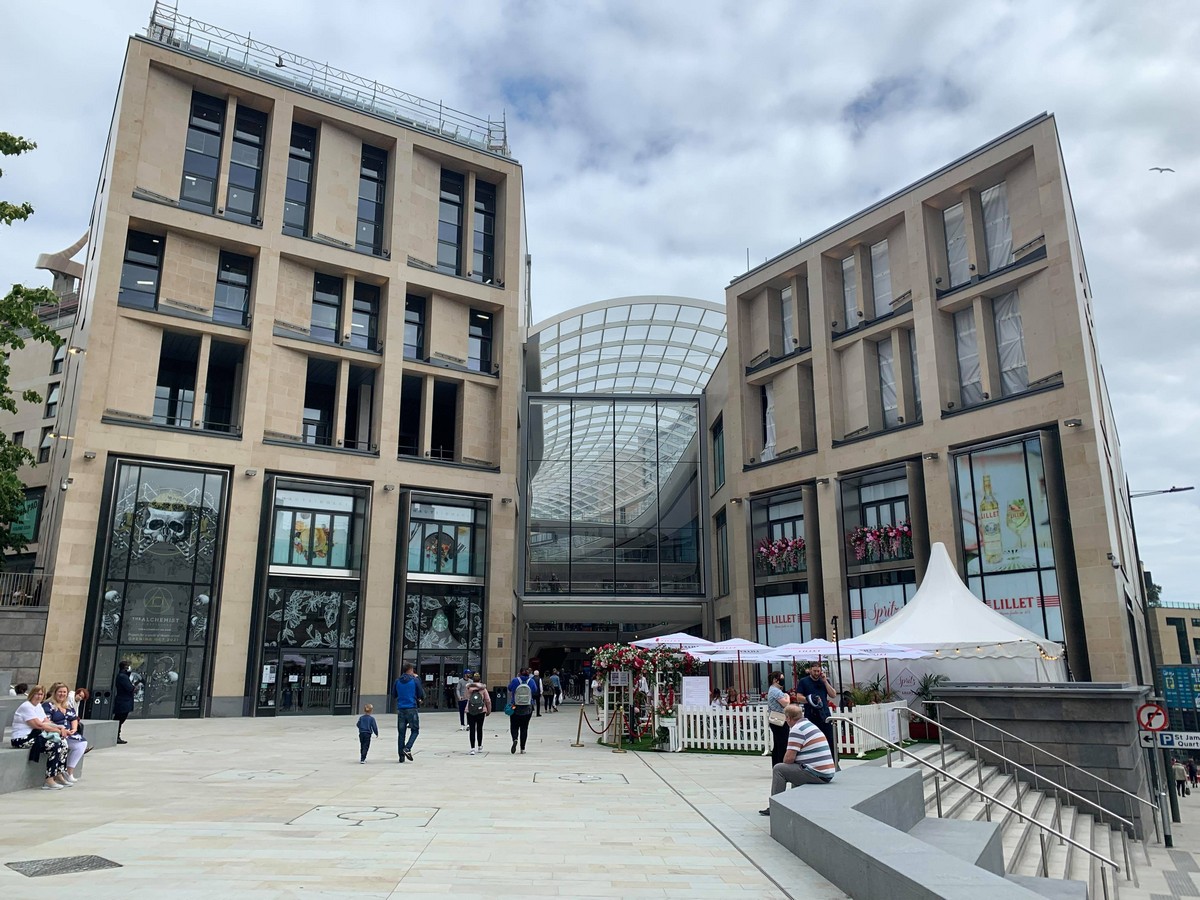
[
  {"xmin": 279, "ymin": 651, "xmax": 335, "ymax": 714},
  {"xmin": 418, "ymin": 654, "xmax": 466, "ymax": 710},
  {"xmin": 123, "ymin": 649, "xmax": 184, "ymax": 718}
]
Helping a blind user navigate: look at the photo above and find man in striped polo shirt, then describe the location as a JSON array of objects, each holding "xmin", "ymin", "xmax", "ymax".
[{"xmin": 759, "ymin": 704, "xmax": 835, "ymax": 816}]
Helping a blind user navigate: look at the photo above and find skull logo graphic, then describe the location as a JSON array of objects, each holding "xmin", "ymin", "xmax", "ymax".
[{"xmin": 134, "ymin": 490, "xmax": 194, "ymax": 558}]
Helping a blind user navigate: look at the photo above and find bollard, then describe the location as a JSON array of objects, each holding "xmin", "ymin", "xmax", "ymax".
[
  {"xmin": 612, "ymin": 705, "xmax": 626, "ymax": 753},
  {"xmin": 571, "ymin": 704, "xmax": 585, "ymax": 747}
]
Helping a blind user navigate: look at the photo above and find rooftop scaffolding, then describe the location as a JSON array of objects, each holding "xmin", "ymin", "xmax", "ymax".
[{"xmin": 144, "ymin": 2, "xmax": 509, "ymax": 157}]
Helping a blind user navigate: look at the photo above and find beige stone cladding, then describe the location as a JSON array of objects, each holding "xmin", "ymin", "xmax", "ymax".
[
  {"xmin": 712, "ymin": 114, "xmax": 1148, "ymax": 684},
  {"xmin": 34, "ymin": 34, "xmax": 524, "ymax": 709}
]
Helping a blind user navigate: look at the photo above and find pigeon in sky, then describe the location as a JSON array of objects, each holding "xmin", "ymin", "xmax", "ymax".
[{"xmin": 1149, "ymin": 167, "xmax": 1175, "ymax": 173}]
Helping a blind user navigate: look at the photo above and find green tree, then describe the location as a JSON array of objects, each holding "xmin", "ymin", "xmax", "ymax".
[
  {"xmin": 1146, "ymin": 581, "xmax": 1163, "ymax": 607},
  {"xmin": 0, "ymin": 132, "xmax": 65, "ymax": 562}
]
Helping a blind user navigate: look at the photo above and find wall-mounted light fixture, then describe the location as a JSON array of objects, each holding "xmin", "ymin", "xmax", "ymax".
[
  {"xmin": 730, "ymin": 497, "xmax": 743, "ymax": 505},
  {"xmin": 244, "ymin": 468, "xmax": 258, "ymax": 478},
  {"xmin": 67, "ymin": 346, "xmax": 86, "ymax": 355},
  {"xmin": 83, "ymin": 450, "xmax": 97, "ymax": 460},
  {"xmin": 500, "ymin": 497, "xmax": 512, "ymax": 504},
  {"xmin": 48, "ymin": 432, "xmax": 73, "ymax": 441},
  {"xmin": 922, "ymin": 452, "xmax": 939, "ymax": 461},
  {"xmin": 815, "ymin": 477, "xmax": 830, "ymax": 485},
  {"xmin": 1063, "ymin": 418, "xmax": 1083, "ymax": 428},
  {"xmin": 59, "ymin": 477, "xmax": 73, "ymax": 492},
  {"xmin": 383, "ymin": 484, "xmax": 397, "ymax": 492}
]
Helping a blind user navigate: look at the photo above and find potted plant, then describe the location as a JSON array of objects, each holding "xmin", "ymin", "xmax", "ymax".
[{"xmin": 909, "ymin": 673, "xmax": 949, "ymax": 740}]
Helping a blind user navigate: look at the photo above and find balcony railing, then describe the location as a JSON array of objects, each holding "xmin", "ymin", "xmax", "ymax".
[{"xmin": 0, "ymin": 572, "xmax": 52, "ymax": 608}]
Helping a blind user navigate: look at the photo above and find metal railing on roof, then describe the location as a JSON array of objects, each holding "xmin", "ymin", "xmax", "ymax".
[{"xmin": 144, "ymin": 2, "xmax": 509, "ymax": 157}]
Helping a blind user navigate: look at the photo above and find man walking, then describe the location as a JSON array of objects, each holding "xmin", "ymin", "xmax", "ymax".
[
  {"xmin": 760, "ymin": 704, "xmax": 836, "ymax": 816},
  {"xmin": 394, "ymin": 662, "xmax": 425, "ymax": 763}
]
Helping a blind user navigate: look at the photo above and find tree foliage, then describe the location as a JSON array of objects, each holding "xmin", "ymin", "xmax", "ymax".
[
  {"xmin": 0, "ymin": 131, "xmax": 65, "ymax": 562},
  {"xmin": 1146, "ymin": 581, "xmax": 1163, "ymax": 607}
]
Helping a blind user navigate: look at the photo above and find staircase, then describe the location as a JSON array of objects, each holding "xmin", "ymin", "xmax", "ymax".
[{"xmin": 895, "ymin": 741, "xmax": 1181, "ymax": 899}]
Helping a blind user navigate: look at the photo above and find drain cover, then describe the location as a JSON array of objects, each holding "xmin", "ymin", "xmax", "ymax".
[
  {"xmin": 6, "ymin": 855, "xmax": 122, "ymax": 878},
  {"xmin": 533, "ymin": 772, "xmax": 629, "ymax": 784}
]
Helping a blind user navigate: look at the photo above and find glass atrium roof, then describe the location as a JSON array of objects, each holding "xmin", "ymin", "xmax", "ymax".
[{"xmin": 529, "ymin": 296, "xmax": 727, "ymax": 395}]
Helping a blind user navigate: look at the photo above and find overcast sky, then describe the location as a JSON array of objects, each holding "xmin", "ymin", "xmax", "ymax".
[{"xmin": 2, "ymin": 1, "xmax": 1197, "ymax": 600}]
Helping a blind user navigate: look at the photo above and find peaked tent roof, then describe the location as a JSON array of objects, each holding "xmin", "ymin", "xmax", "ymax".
[{"xmin": 840, "ymin": 543, "xmax": 1061, "ymax": 660}]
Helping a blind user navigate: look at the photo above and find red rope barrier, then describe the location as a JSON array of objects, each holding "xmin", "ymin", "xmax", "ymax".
[{"xmin": 580, "ymin": 705, "xmax": 619, "ymax": 736}]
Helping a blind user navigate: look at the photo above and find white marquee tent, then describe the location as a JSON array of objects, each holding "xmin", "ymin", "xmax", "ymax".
[{"xmin": 840, "ymin": 542, "xmax": 1068, "ymax": 687}]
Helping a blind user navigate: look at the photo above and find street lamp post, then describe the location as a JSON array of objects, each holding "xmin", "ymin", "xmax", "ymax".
[{"xmin": 1130, "ymin": 485, "xmax": 1193, "ymax": 843}]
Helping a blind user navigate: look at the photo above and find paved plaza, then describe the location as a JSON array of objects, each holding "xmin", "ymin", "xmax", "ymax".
[{"xmin": 0, "ymin": 704, "xmax": 848, "ymax": 899}]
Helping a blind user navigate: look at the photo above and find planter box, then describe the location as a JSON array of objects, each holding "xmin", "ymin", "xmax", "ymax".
[{"xmin": 908, "ymin": 719, "xmax": 939, "ymax": 741}]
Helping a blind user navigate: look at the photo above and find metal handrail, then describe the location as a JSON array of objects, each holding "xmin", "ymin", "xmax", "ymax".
[
  {"xmin": 906, "ymin": 706, "xmax": 1136, "ymax": 833},
  {"xmin": 829, "ymin": 714, "xmax": 1118, "ymax": 899},
  {"xmin": 929, "ymin": 699, "xmax": 1160, "ymax": 818},
  {"xmin": 904, "ymin": 706, "xmax": 1136, "ymax": 883}
]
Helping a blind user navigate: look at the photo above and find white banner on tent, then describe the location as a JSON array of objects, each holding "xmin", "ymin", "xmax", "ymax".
[{"xmin": 681, "ymin": 676, "xmax": 709, "ymax": 709}]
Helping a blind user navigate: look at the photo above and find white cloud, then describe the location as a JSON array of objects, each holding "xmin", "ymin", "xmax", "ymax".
[{"xmin": 1, "ymin": 0, "xmax": 1197, "ymax": 599}]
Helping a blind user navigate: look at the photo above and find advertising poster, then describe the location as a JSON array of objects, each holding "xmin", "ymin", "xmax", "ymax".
[{"xmin": 756, "ymin": 591, "xmax": 809, "ymax": 646}]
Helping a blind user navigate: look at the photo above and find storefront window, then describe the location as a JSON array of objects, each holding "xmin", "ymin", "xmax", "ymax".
[
  {"xmin": 841, "ymin": 467, "xmax": 912, "ymax": 566},
  {"xmin": 407, "ymin": 499, "xmax": 487, "ymax": 577},
  {"xmin": 955, "ymin": 434, "xmax": 1064, "ymax": 640},
  {"xmin": 755, "ymin": 583, "xmax": 811, "ymax": 645},
  {"xmin": 751, "ymin": 490, "xmax": 806, "ymax": 577},
  {"xmin": 268, "ymin": 486, "xmax": 364, "ymax": 573},
  {"xmin": 90, "ymin": 461, "xmax": 228, "ymax": 718}
]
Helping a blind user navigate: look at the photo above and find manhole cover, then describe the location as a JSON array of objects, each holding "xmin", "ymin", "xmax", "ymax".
[
  {"xmin": 201, "ymin": 769, "xmax": 314, "ymax": 782},
  {"xmin": 533, "ymin": 772, "xmax": 628, "ymax": 784},
  {"xmin": 6, "ymin": 855, "xmax": 122, "ymax": 878}
]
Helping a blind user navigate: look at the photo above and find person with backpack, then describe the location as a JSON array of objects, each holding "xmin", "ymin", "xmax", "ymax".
[
  {"xmin": 464, "ymin": 672, "xmax": 490, "ymax": 755},
  {"xmin": 394, "ymin": 662, "xmax": 425, "ymax": 763},
  {"xmin": 507, "ymin": 668, "xmax": 540, "ymax": 754}
]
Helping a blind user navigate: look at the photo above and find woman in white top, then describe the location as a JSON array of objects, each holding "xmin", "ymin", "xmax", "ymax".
[
  {"xmin": 709, "ymin": 688, "xmax": 726, "ymax": 709},
  {"xmin": 9, "ymin": 684, "xmax": 71, "ymax": 790}
]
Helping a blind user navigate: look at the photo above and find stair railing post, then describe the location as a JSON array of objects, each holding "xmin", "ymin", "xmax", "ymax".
[
  {"xmin": 1100, "ymin": 864, "xmax": 1110, "ymax": 900},
  {"xmin": 1038, "ymin": 829, "xmax": 1050, "ymax": 877},
  {"xmin": 1121, "ymin": 830, "xmax": 1132, "ymax": 883}
]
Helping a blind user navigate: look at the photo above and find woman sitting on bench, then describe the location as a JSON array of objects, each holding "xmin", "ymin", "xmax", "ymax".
[{"xmin": 9, "ymin": 684, "xmax": 71, "ymax": 790}]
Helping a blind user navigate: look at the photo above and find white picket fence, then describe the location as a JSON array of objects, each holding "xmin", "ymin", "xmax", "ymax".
[
  {"xmin": 833, "ymin": 701, "xmax": 908, "ymax": 757},
  {"xmin": 676, "ymin": 705, "xmax": 770, "ymax": 753}
]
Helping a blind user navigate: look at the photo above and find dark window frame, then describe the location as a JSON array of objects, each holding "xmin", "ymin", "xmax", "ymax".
[
  {"xmin": 711, "ymin": 415, "xmax": 725, "ymax": 490},
  {"xmin": 119, "ymin": 231, "xmax": 164, "ymax": 310},
  {"xmin": 214, "ymin": 251, "xmax": 253, "ymax": 326},
  {"xmin": 310, "ymin": 273, "xmax": 343, "ymax": 345},
  {"xmin": 468, "ymin": 309, "xmax": 494, "ymax": 373},
  {"xmin": 180, "ymin": 91, "xmax": 225, "ymax": 213},
  {"xmin": 471, "ymin": 180, "xmax": 497, "ymax": 282},
  {"xmin": 437, "ymin": 170, "xmax": 465, "ymax": 275},
  {"xmin": 349, "ymin": 282, "xmax": 380, "ymax": 351},
  {"xmin": 225, "ymin": 105, "xmax": 267, "ymax": 224},
  {"xmin": 355, "ymin": 144, "xmax": 388, "ymax": 256},
  {"xmin": 404, "ymin": 295, "xmax": 426, "ymax": 360},
  {"xmin": 283, "ymin": 123, "xmax": 317, "ymax": 238}
]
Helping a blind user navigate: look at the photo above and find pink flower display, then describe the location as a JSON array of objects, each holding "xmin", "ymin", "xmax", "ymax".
[
  {"xmin": 847, "ymin": 520, "xmax": 914, "ymax": 563},
  {"xmin": 755, "ymin": 535, "xmax": 806, "ymax": 574}
]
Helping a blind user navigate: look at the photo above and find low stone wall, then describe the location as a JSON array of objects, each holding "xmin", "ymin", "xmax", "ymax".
[
  {"xmin": 769, "ymin": 764, "xmax": 1082, "ymax": 899},
  {"xmin": 933, "ymin": 682, "xmax": 1154, "ymax": 839},
  {"xmin": 1, "ymin": 720, "xmax": 119, "ymax": 793}
]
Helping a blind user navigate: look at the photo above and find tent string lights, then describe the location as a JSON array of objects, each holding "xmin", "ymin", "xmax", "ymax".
[{"xmin": 931, "ymin": 640, "xmax": 1062, "ymax": 661}]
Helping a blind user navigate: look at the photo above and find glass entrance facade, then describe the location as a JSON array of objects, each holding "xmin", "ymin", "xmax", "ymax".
[
  {"xmin": 254, "ymin": 478, "xmax": 369, "ymax": 715},
  {"xmin": 88, "ymin": 460, "xmax": 229, "ymax": 718}
]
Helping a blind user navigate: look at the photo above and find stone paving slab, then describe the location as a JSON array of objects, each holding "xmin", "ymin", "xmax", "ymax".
[{"xmin": 0, "ymin": 706, "xmax": 840, "ymax": 899}]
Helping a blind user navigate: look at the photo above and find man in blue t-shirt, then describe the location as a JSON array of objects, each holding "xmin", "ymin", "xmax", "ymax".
[
  {"xmin": 797, "ymin": 662, "xmax": 838, "ymax": 762},
  {"xmin": 394, "ymin": 662, "xmax": 425, "ymax": 763}
]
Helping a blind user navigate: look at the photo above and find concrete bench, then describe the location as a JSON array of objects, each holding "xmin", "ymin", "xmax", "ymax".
[
  {"xmin": 768, "ymin": 765, "xmax": 1087, "ymax": 900},
  {"xmin": 1, "ymin": 719, "xmax": 119, "ymax": 793}
]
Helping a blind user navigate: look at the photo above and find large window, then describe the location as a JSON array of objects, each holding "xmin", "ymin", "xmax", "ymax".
[
  {"xmin": 752, "ymin": 490, "xmax": 805, "ymax": 578},
  {"xmin": 44, "ymin": 383, "xmax": 60, "ymax": 420},
  {"xmin": 908, "ymin": 328, "xmax": 922, "ymax": 421},
  {"xmin": 310, "ymin": 274, "xmax": 343, "ymax": 344},
  {"xmin": 51, "ymin": 343, "xmax": 66, "ymax": 375},
  {"xmin": 955, "ymin": 433, "xmax": 1064, "ymax": 641},
  {"xmin": 711, "ymin": 415, "xmax": 725, "ymax": 490},
  {"xmin": 992, "ymin": 291, "xmax": 1028, "ymax": 396},
  {"xmin": 756, "ymin": 583, "xmax": 811, "ymax": 645},
  {"xmin": 472, "ymin": 180, "xmax": 496, "ymax": 282},
  {"xmin": 214, "ymin": 252, "xmax": 253, "ymax": 326},
  {"xmin": 283, "ymin": 123, "xmax": 316, "ymax": 237},
  {"xmin": 525, "ymin": 398, "xmax": 702, "ymax": 595},
  {"xmin": 153, "ymin": 332, "xmax": 200, "ymax": 428},
  {"xmin": 270, "ymin": 488, "xmax": 359, "ymax": 571},
  {"xmin": 37, "ymin": 427, "xmax": 52, "ymax": 464},
  {"xmin": 841, "ymin": 467, "xmax": 911, "ymax": 568},
  {"xmin": 877, "ymin": 337, "xmax": 898, "ymax": 429},
  {"xmin": 398, "ymin": 374, "xmax": 422, "ymax": 457},
  {"xmin": 468, "ymin": 310, "xmax": 494, "ymax": 372},
  {"xmin": 760, "ymin": 382, "xmax": 775, "ymax": 461},
  {"xmin": 943, "ymin": 202, "xmax": 969, "ymax": 288},
  {"xmin": 714, "ymin": 508, "xmax": 729, "ymax": 597},
  {"xmin": 180, "ymin": 91, "xmax": 224, "ymax": 213},
  {"xmin": 981, "ymin": 181, "xmax": 1013, "ymax": 272},
  {"xmin": 437, "ymin": 170, "xmax": 465, "ymax": 275},
  {"xmin": 954, "ymin": 307, "xmax": 984, "ymax": 407},
  {"xmin": 404, "ymin": 295, "xmax": 426, "ymax": 359},
  {"xmin": 119, "ymin": 231, "xmax": 163, "ymax": 310},
  {"xmin": 779, "ymin": 286, "xmax": 796, "ymax": 352},
  {"xmin": 356, "ymin": 144, "xmax": 387, "ymax": 255},
  {"xmin": 840, "ymin": 255, "xmax": 857, "ymax": 328},
  {"xmin": 349, "ymin": 282, "xmax": 379, "ymax": 351},
  {"xmin": 407, "ymin": 498, "xmax": 488, "ymax": 577},
  {"xmin": 90, "ymin": 461, "xmax": 229, "ymax": 717},
  {"xmin": 869, "ymin": 239, "xmax": 892, "ymax": 318},
  {"xmin": 226, "ymin": 106, "xmax": 267, "ymax": 224},
  {"xmin": 848, "ymin": 571, "xmax": 917, "ymax": 636}
]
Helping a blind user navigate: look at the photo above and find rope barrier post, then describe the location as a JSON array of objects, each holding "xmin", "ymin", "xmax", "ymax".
[
  {"xmin": 571, "ymin": 703, "xmax": 585, "ymax": 747},
  {"xmin": 613, "ymin": 704, "xmax": 626, "ymax": 753}
]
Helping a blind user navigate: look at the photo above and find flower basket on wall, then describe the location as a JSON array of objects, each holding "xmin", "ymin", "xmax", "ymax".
[
  {"xmin": 847, "ymin": 521, "xmax": 914, "ymax": 564},
  {"xmin": 755, "ymin": 536, "xmax": 806, "ymax": 575}
]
